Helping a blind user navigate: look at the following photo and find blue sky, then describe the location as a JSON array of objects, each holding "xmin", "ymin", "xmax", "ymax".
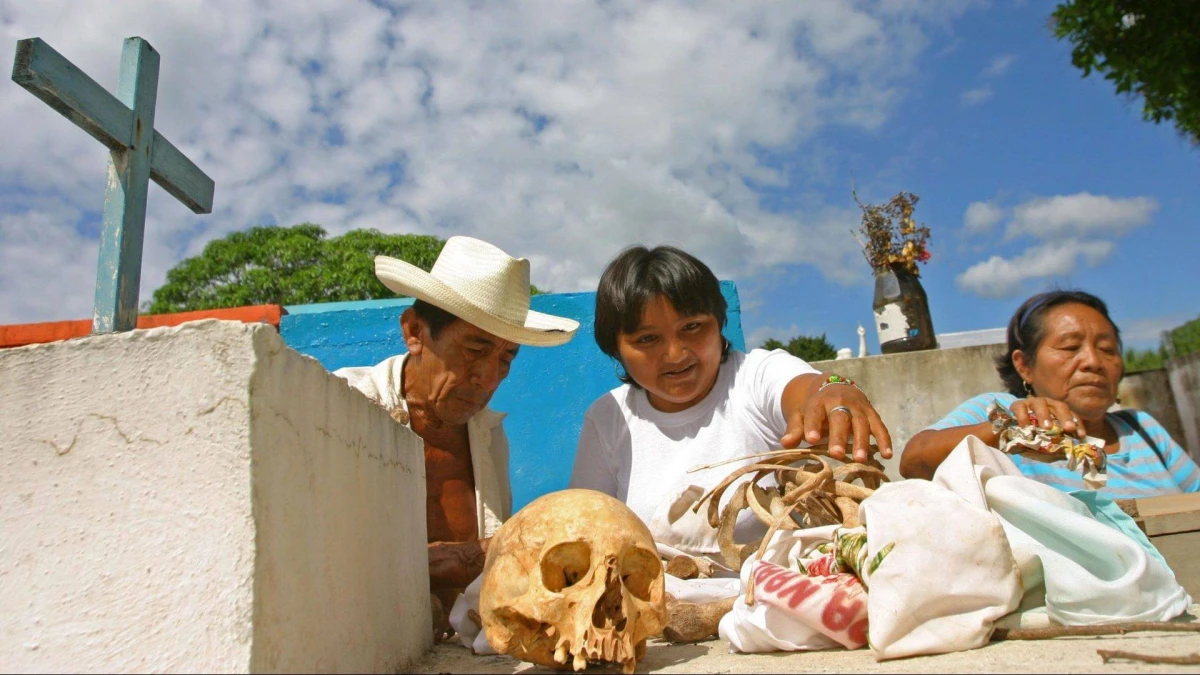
[
  {"xmin": 0, "ymin": 1, "xmax": 1195, "ymax": 353},
  {"xmin": 743, "ymin": 1, "xmax": 1200, "ymax": 352}
]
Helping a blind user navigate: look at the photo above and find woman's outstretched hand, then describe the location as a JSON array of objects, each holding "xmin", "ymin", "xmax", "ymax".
[
  {"xmin": 780, "ymin": 374, "xmax": 893, "ymax": 464},
  {"xmin": 1009, "ymin": 396, "xmax": 1087, "ymax": 438}
]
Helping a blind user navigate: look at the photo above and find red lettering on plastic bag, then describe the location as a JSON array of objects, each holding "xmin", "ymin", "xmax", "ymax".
[
  {"xmin": 751, "ymin": 560, "xmax": 869, "ymax": 649},
  {"xmin": 821, "ymin": 588, "xmax": 860, "ymax": 631}
]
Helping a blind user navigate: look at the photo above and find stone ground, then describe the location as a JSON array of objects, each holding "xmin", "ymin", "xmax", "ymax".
[{"xmin": 413, "ymin": 610, "xmax": 1200, "ymax": 674}]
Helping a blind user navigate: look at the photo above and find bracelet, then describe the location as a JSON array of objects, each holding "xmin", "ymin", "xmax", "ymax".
[{"xmin": 818, "ymin": 374, "xmax": 862, "ymax": 393}]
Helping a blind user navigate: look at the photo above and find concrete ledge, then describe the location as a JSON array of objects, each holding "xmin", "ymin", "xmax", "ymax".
[
  {"xmin": 1, "ymin": 320, "xmax": 430, "ymax": 672},
  {"xmin": 416, "ymin": 613, "xmax": 1200, "ymax": 673},
  {"xmin": 0, "ymin": 304, "xmax": 285, "ymax": 349}
]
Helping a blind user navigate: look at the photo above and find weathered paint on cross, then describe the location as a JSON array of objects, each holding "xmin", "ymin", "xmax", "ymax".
[{"xmin": 11, "ymin": 37, "xmax": 214, "ymax": 333}]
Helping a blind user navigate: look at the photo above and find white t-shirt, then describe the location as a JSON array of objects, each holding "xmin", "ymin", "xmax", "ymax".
[{"xmin": 569, "ymin": 349, "xmax": 819, "ymax": 560}]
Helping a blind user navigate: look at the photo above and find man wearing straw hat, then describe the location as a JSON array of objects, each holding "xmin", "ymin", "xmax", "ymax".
[{"xmin": 333, "ymin": 236, "xmax": 578, "ymax": 624}]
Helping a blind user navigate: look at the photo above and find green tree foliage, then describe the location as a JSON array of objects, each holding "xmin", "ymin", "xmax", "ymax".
[
  {"xmin": 1167, "ymin": 316, "xmax": 1200, "ymax": 358},
  {"xmin": 1052, "ymin": 0, "xmax": 1200, "ymax": 144},
  {"xmin": 760, "ymin": 334, "xmax": 838, "ymax": 362},
  {"xmin": 1121, "ymin": 316, "xmax": 1200, "ymax": 373},
  {"xmin": 147, "ymin": 224, "xmax": 450, "ymax": 313},
  {"xmin": 1124, "ymin": 346, "xmax": 1166, "ymax": 374}
]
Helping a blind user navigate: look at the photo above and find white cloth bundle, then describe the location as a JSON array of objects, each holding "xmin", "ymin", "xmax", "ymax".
[
  {"xmin": 932, "ymin": 435, "xmax": 1190, "ymax": 627},
  {"xmin": 719, "ymin": 436, "xmax": 1191, "ymax": 659},
  {"xmin": 449, "ymin": 575, "xmax": 496, "ymax": 655}
]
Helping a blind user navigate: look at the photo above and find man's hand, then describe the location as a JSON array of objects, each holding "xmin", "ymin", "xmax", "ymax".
[
  {"xmin": 430, "ymin": 593, "xmax": 454, "ymax": 642},
  {"xmin": 779, "ymin": 374, "xmax": 893, "ymax": 464},
  {"xmin": 428, "ymin": 538, "xmax": 489, "ymax": 591}
]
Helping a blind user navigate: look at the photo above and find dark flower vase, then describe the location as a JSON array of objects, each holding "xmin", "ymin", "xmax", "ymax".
[{"xmin": 873, "ymin": 263, "xmax": 937, "ymax": 354}]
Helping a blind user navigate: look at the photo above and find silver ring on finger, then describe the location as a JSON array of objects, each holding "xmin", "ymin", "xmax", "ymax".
[{"xmin": 830, "ymin": 405, "xmax": 852, "ymax": 417}]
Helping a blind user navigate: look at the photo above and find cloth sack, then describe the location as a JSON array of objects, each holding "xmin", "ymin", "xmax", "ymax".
[
  {"xmin": 932, "ymin": 436, "xmax": 1191, "ymax": 627},
  {"xmin": 448, "ymin": 575, "xmax": 496, "ymax": 655},
  {"xmin": 861, "ymin": 476, "xmax": 1023, "ymax": 658},
  {"xmin": 720, "ymin": 436, "xmax": 1191, "ymax": 659},
  {"xmin": 720, "ymin": 484, "xmax": 1022, "ymax": 657}
]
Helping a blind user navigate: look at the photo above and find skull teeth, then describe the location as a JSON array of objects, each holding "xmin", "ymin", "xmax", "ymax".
[{"xmin": 560, "ymin": 629, "xmax": 636, "ymax": 672}]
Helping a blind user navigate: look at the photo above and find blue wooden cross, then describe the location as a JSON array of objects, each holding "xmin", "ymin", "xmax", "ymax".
[{"xmin": 11, "ymin": 37, "xmax": 214, "ymax": 333}]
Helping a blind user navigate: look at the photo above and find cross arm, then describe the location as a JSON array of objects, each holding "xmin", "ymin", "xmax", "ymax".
[
  {"xmin": 12, "ymin": 37, "xmax": 214, "ymax": 214},
  {"xmin": 151, "ymin": 132, "xmax": 214, "ymax": 214},
  {"xmin": 12, "ymin": 38, "xmax": 132, "ymax": 152}
]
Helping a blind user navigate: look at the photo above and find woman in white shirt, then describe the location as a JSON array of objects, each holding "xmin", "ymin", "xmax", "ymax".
[{"xmin": 569, "ymin": 245, "xmax": 893, "ymax": 565}]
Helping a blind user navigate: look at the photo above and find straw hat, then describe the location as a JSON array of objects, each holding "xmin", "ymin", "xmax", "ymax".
[{"xmin": 374, "ymin": 236, "xmax": 578, "ymax": 347}]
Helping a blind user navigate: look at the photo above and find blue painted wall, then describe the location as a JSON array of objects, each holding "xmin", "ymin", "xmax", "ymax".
[{"xmin": 281, "ymin": 281, "xmax": 746, "ymax": 511}]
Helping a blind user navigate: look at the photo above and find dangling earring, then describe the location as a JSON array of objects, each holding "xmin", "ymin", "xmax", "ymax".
[
  {"xmin": 614, "ymin": 361, "xmax": 628, "ymax": 380},
  {"xmin": 1023, "ymin": 381, "xmax": 1034, "ymax": 397},
  {"xmin": 722, "ymin": 337, "xmax": 731, "ymax": 357}
]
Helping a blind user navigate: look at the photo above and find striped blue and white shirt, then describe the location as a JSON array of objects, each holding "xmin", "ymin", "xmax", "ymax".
[{"xmin": 928, "ymin": 392, "xmax": 1200, "ymax": 498}]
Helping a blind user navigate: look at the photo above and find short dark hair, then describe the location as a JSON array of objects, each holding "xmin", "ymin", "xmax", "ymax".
[
  {"xmin": 996, "ymin": 289, "xmax": 1123, "ymax": 396},
  {"xmin": 410, "ymin": 299, "xmax": 460, "ymax": 340},
  {"xmin": 594, "ymin": 245, "xmax": 731, "ymax": 388}
]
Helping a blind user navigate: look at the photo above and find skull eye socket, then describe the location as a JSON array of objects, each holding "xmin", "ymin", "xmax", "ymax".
[
  {"xmin": 541, "ymin": 541, "xmax": 592, "ymax": 592},
  {"xmin": 620, "ymin": 547, "xmax": 661, "ymax": 601}
]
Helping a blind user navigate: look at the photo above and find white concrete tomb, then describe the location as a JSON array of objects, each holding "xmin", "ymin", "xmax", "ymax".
[{"xmin": 1, "ymin": 320, "xmax": 431, "ymax": 673}]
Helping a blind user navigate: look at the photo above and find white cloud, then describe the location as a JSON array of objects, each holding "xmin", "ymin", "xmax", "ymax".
[
  {"xmin": 1005, "ymin": 192, "xmax": 1158, "ymax": 239},
  {"xmin": 982, "ymin": 54, "xmax": 1016, "ymax": 78},
  {"xmin": 960, "ymin": 85, "xmax": 993, "ymax": 106},
  {"xmin": 1120, "ymin": 312, "xmax": 1196, "ymax": 348},
  {"xmin": 746, "ymin": 324, "xmax": 803, "ymax": 351},
  {"xmin": 0, "ymin": 198, "xmax": 99, "ymax": 322},
  {"xmin": 0, "ymin": 0, "xmax": 984, "ymax": 323},
  {"xmin": 963, "ymin": 200, "xmax": 1005, "ymax": 232},
  {"xmin": 955, "ymin": 239, "xmax": 1115, "ymax": 298},
  {"xmin": 959, "ymin": 53, "xmax": 1014, "ymax": 107}
]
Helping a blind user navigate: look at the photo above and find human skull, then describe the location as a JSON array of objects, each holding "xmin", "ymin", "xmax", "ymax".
[{"xmin": 480, "ymin": 489, "xmax": 666, "ymax": 673}]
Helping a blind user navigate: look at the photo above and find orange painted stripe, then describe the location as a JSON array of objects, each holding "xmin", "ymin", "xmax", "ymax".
[{"xmin": 0, "ymin": 305, "xmax": 285, "ymax": 349}]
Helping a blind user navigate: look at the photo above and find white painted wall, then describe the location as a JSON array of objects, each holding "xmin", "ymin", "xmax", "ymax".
[
  {"xmin": 1167, "ymin": 351, "xmax": 1200, "ymax": 459},
  {"xmin": 1121, "ymin": 368, "xmax": 1188, "ymax": 452},
  {"xmin": 814, "ymin": 344, "xmax": 1196, "ymax": 477},
  {"xmin": 0, "ymin": 320, "xmax": 431, "ymax": 673},
  {"xmin": 812, "ymin": 344, "xmax": 1008, "ymax": 478}
]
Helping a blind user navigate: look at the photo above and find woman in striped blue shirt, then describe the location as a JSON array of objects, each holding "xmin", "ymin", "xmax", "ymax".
[{"xmin": 901, "ymin": 290, "xmax": 1200, "ymax": 498}]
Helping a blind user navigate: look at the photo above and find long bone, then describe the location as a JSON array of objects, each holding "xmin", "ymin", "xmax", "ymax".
[
  {"xmin": 695, "ymin": 461, "xmax": 815, "ymax": 528},
  {"xmin": 689, "ymin": 445, "xmax": 890, "ymax": 604}
]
